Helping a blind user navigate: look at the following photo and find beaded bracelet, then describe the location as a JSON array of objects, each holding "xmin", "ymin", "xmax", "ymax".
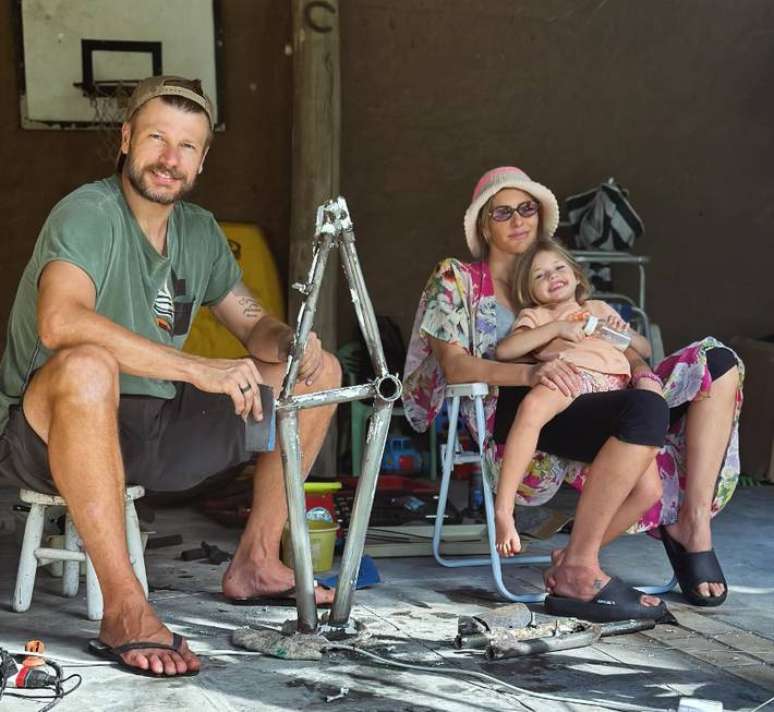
[{"xmin": 631, "ymin": 371, "xmax": 664, "ymax": 389}]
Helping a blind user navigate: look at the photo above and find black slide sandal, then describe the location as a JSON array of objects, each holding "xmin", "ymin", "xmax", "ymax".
[
  {"xmin": 659, "ymin": 525, "xmax": 728, "ymax": 607},
  {"xmin": 544, "ymin": 577, "xmax": 669, "ymax": 623}
]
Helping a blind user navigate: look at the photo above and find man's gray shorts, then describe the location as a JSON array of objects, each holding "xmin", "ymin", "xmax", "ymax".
[{"xmin": 0, "ymin": 383, "xmax": 254, "ymax": 495}]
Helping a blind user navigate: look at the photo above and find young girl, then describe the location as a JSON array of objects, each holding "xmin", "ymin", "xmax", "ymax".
[{"xmin": 493, "ymin": 237, "xmax": 656, "ymax": 556}]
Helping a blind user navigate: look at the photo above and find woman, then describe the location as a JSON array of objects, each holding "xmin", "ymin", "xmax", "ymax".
[{"xmin": 403, "ymin": 166, "xmax": 743, "ymax": 616}]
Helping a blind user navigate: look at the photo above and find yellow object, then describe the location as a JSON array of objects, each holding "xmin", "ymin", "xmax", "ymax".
[
  {"xmin": 304, "ymin": 481, "xmax": 342, "ymax": 493},
  {"xmin": 183, "ymin": 222, "xmax": 285, "ymax": 359},
  {"xmin": 281, "ymin": 520, "xmax": 339, "ymax": 573}
]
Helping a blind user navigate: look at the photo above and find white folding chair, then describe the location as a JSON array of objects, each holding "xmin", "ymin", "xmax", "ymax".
[{"xmin": 431, "ymin": 382, "xmax": 676, "ymax": 603}]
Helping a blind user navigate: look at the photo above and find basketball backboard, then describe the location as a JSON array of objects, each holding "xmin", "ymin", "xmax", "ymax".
[{"xmin": 16, "ymin": 0, "xmax": 223, "ymax": 129}]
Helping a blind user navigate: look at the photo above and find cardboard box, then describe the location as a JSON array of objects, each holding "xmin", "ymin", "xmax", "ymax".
[{"xmin": 730, "ymin": 336, "xmax": 774, "ymax": 481}]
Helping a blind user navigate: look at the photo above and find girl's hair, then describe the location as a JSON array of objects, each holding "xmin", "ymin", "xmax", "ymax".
[{"xmin": 511, "ymin": 237, "xmax": 591, "ymax": 308}]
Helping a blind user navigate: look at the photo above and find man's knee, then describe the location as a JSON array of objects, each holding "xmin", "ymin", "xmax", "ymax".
[{"xmin": 44, "ymin": 345, "xmax": 119, "ymax": 403}]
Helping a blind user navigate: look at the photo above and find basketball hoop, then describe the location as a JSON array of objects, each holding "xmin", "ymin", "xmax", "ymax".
[{"xmin": 79, "ymin": 80, "xmax": 139, "ymax": 164}]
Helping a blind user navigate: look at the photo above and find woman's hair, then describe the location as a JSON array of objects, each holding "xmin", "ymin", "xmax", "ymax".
[
  {"xmin": 511, "ymin": 237, "xmax": 591, "ymax": 308},
  {"xmin": 475, "ymin": 190, "xmax": 541, "ymax": 261},
  {"xmin": 475, "ymin": 195, "xmax": 496, "ymax": 259}
]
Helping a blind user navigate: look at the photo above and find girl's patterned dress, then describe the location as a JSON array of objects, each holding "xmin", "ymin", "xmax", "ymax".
[{"xmin": 403, "ymin": 258, "xmax": 744, "ymax": 534}]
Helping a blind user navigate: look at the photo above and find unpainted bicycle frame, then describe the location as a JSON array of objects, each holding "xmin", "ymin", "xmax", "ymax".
[{"xmin": 277, "ymin": 197, "xmax": 401, "ymax": 633}]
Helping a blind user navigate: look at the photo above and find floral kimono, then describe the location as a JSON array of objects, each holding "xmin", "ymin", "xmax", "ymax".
[{"xmin": 403, "ymin": 258, "xmax": 744, "ymax": 534}]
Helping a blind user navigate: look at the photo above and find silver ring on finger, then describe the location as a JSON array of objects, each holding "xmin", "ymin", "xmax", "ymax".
[{"xmin": 239, "ymin": 383, "xmax": 252, "ymax": 394}]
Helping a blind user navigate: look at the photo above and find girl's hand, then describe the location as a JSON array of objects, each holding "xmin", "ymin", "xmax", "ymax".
[
  {"xmin": 606, "ymin": 314, "xmax": 630, "ymax": 333},
  {"xmin": 556, "ymin": 320, "xmax": 586, "ymax": 342}
]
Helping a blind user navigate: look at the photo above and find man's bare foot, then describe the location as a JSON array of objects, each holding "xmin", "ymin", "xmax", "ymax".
[
  {"xmin": 494, "ymin": 510, "xmax": 522, "ymax": 557},
  {"xmin": 223, "ymin": 550, "xmax": 336, "ymax": 605},
  {"xmin": 550, "ymin": 561, "xmax": 661, "ymax": 608},
  {"xmin": 99, "ymin": 595, "xmax": 200, "ymax": 676},
  {"xmin": 665, "ymin": 515, "xmax": 724, "ymax": 599}
]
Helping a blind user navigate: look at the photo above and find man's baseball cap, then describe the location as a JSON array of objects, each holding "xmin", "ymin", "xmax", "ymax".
[
  {"xmin": 125, "ymin": 75, "xmax": 214, "ymax": 127},
  {"xmin": 116, "ymin": 75, "xmax": 214, "ymax": 171}
]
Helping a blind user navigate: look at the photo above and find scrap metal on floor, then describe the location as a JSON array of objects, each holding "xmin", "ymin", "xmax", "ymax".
[{"xmin": 1, "ymin": 486, "xmax": 774, "ymax": 711}]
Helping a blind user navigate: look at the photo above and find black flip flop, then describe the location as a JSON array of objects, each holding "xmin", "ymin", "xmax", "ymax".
[
  {"xmin": 544, "ymin": 577, "xmax": 669, "ymax": 623},
  {"xmin": 659, "ymin": 525, "xmax": 728, "ymax": 607},
  {"xmin": 225, "ymin": 581, "xmax": 333, "ymax": 609},
  {"xmin": 88, "ymin": 632, "xmax": 199, "ymax": 677}
]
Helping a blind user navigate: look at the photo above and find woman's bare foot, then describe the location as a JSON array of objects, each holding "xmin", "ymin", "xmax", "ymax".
[
  {"xmin": 495, "ymin": 510, "xmax": 522, "ymax": 557},
  {"xmin": 223, "ymin": 549, "xmax": 335, "ymax": 605},
  {"xmin": 99, "ymin": 595, "xmax": 200, "ymax": 676},
  {"xmin": 665, "ymin": 512, "xmax": 725, "ymax": 599}
]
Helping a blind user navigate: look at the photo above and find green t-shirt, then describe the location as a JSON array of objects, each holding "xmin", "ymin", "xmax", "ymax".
[{"xmin": 0, "ymin": 176, "xmax": 242, "ymax": 434}]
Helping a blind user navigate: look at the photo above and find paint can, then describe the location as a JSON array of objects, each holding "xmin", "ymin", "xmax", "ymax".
[{"xmin": 281, "ymin": 520, "xmax": 339, "ymax": 573}]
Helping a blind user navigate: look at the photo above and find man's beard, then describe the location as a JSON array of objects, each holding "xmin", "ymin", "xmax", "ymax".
[{"xmin": 126, "ymin": 154, "xmax": 196, "ymax": 205}]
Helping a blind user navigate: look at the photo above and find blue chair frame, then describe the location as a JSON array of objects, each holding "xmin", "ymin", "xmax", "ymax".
[{"xmin": 431, "ymin": 383, "xmax": 676, "ymax": 603}]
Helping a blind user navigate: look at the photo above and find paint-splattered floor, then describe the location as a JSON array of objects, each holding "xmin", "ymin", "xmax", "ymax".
[{"xmin": 1, "ymin": 485, "xmax": 773, "ymax": 711}]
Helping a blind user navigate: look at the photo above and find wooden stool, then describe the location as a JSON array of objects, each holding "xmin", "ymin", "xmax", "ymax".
[{"xmin": 12, "ymin": 485, "xmax": 148, "ymax": 621}]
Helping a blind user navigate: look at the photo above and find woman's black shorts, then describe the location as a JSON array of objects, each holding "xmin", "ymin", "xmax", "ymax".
[{"xmin": 492, "ymin": 346, "xmax": 736, "ymax": 464}]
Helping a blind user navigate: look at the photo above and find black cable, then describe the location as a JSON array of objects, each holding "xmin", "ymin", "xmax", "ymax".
[
  {"xmin": 0, "ymin": 647, "xmax": 16, "ymax": 702},
  {"xmin": 0, "ymin": 650, "xmax": 81, "ymax": 712},
  {"xmin": 2, "ymin": 675, "xmax": 81, "ymax": 711}
]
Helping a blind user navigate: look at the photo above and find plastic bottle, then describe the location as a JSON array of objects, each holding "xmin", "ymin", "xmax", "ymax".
[{"xmin": 583, "ymin": 315, "xmax": 631, "ymax": 351}]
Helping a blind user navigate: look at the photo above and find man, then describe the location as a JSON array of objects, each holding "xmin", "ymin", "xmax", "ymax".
[{"xmin": 0, "ymin": 76, "xmax": 341, "ymax": 677}]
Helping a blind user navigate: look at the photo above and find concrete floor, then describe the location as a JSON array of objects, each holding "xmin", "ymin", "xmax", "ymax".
[{"xmin": 1, "ymin": 485, "xmax": 774, "ymax": 712}]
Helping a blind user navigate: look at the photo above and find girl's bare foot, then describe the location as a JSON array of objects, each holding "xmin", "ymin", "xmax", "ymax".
[{"xmin": 495, "ymin": 510, "xmax": 522, "ymax": 557}]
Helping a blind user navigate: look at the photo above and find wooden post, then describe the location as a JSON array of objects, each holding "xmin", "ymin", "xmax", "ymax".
[{"xmin": 289, "ymin": 0, "xmax": 341, "ymax": 477}]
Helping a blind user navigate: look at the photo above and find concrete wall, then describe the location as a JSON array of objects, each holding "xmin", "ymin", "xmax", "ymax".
[
  {"xmin": 1, "ymin": 1, "xmax": 773, "ymax": 359},
  {"xmin": 339, "ymin": 0, "xmax": 774, "ymax": 354}
]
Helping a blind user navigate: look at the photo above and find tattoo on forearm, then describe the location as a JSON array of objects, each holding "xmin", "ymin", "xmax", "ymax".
[
  {"xmin": 593, "ymin": 578, "xmax": 604, "ymax": 591},
  {"xmin": 238, "ymin": 296, "xmax": 263, "ymax": 319}
]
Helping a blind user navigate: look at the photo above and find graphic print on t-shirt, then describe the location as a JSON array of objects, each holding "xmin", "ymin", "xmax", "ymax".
[{"xmin": 153, "ymin": 277, "xmax": 174, "ymax": 333}]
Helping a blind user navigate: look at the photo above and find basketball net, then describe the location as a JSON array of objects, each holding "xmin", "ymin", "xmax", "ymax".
[{"xmin": 87, "ymin": 81, "xmax": 136, "ymax": 165}]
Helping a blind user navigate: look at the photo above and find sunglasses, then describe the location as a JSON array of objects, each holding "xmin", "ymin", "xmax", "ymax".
[{"xmin": 489, "ymin": 200, "xmax": 540, "ymax": 222}]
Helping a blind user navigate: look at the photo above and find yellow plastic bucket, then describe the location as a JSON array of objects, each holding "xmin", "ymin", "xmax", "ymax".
[{"xmin": 281, "ymin": 520, "xmax": 339, "ymax": 573}]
